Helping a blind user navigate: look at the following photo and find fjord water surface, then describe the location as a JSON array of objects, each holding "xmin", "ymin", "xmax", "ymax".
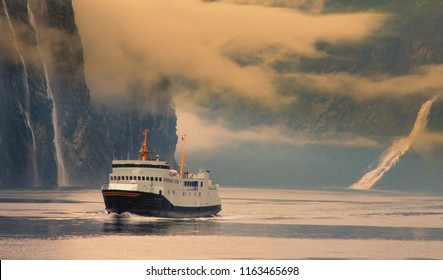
[{"xmin": 1, "ymin": 186, "xmax": 442, "ymax": 259}]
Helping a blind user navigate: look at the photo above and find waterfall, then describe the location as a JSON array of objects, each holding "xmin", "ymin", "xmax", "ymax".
[
  {"xmin": 349, "ymin": 98, "xmax": 435, "ymax": 190},
  {"xmin": 2, "ymin": 0, "xmax": 39, "ymax": 184},
  {"xmin": 27, "ymin": 1, "xmax": 69, "ymax": 186}
]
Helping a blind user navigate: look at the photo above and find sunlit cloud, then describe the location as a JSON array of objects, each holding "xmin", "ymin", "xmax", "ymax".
[
  {"xmin": 412, "ymin": 131, "xmax": 443, "ymax": 155},
  {"xmin": 175, "ymin": 98, "xmax": 380, "ymax": 155},
  {"xmin": 220, "ymin": 0, "xmax": 326, "ymax": 14},
  {"xmin": 73, "ymin": 0, "xmax": 386, "ymax": 107},
  {"xmin": 291, "ymin": 65, "xmax": 443, "ymax": 100}
]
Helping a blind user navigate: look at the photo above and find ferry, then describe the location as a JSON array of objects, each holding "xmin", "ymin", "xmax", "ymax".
[{"xmin": 101, "ymin": 129, "xmax": 221, "ymax": 218}]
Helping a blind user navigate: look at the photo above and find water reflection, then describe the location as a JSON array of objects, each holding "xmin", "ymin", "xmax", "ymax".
[
  {"xmin": 2, "ymin": 214, "xmax": 443, "ymax": 241},
  {"xmin": 102, "ymin": 216, "xmax": 221, "ymax": 236}
]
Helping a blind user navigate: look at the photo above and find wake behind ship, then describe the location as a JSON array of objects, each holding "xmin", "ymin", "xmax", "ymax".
[{"xmin": 101, "ymin": 130, "xmax": 221, "ymax": 218}]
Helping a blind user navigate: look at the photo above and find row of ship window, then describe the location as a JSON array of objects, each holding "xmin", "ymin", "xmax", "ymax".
[
  {"xmin": 110, "ymin": 175, "xmax": 162, "ymax": 182},
  {"xmin": 110, "ymin": 176, "xmax": 203, "ymax": 187}
]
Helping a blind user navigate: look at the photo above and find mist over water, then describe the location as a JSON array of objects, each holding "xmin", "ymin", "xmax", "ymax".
[{"xmin": 349, "ymin": 98, "xmax": 435, "ymax": 190}]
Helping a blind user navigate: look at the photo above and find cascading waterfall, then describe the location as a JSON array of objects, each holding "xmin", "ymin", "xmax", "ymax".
[
  {"xmin": 349, "ymin": 97, "xmax": 435, "ymax": 190},
  {"xmin": 27, "ymin": 1, "xmax": 68, "ymax": 186},
  {"xmin": 2, "ymin": 0, "xmax": 39, "ymax": 184}
]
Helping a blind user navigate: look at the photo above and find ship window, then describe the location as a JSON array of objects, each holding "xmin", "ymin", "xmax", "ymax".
[
  {"xmin": 151, "ymin": 177, "xmax": 154, "ymax": 181},
  {"xmin": 159, "ymin": 178, "xmax": 162, "ymax": 182},
  {"xmin": 138, "ymin": 176, "xmax": 141, "ymax": 180},
  {"xmin": 155, "ymin": 177, "xmax": 158, "ymax": 181},
  {"xmin": 201, "ymin": 182, "xmax": 203, "ymax": 187},
  {"xmin": 159, "ymin": 190, "xmax": 162, "ymax": 195},
  {"xmin": 125, "ymin": 176, "xmax": 128, "ymax": 180},
  {"xmin": 117, "ymin": 176, "xmax": 120, "ymax": 180},
  {"xmin": 142, "ymin": 176, "xmax": 145, "ymax": 180},
  {"xmin": 129, "ymin": 176, "xmax": 132, "ymax": 180}
]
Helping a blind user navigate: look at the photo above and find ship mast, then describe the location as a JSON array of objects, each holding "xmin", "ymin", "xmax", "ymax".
[
  {"xmin": 139, "ymin": 129, "xmax": 150, "ymax": 161},
  {"xmin": 179, "ymin": 134, "xmax": 186, "ymax": 175}
]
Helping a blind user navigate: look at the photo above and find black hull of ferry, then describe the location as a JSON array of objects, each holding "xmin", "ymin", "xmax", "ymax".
[{"xmin": 102, "ymin": 190, "xmax": 221, "ymax": 218}]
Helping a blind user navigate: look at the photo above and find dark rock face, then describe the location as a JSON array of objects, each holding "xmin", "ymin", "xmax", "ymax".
[
  {"xmin": 0, "ymin": 0, "xmax": 58, "ymax": 186},
  {"xmin": 0, "ymin": 0, "xmax": 177, "ymax": 187}
]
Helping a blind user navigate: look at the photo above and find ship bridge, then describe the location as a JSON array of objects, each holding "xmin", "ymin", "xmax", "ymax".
[{"xmin": 112, "ymin": 159, "xmax": 170, "ymax": 170}]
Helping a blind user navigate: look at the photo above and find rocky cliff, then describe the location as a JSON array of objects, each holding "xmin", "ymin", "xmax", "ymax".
[
  {"xmin": 0, "ymin": 0, "xmax": 177, "ymax": 187},
  {"xmin": 178, "ymin": 0, "xmax": 443, "ymax": 191}
]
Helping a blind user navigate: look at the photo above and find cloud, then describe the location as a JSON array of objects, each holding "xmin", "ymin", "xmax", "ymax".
[
  {"xmin": 73, "ymin": 0, "xmax": 386, "ymax": 106},
  {"xmin": 217, "ymin": 0, "xmax": 326, "ymax": 14},
  {"xmin": 0, "ymin": 11, "xmax": 42, "ymax": 66},
  {"xmin": 175, "ymin": 96, "xmax": 380, "ymax": 155},
  {"xmin": 412, "ymin": 131, "xmax": 443, "ymax": 155},
  {"xmin": 291, "ymin": 65, "xmax": 443, "ymax": 100}
]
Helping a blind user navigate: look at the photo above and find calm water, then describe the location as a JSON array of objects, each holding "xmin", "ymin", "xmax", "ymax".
[{"xmin": 1, "ymin": 186, "xmax": 443, "ymax": 259}]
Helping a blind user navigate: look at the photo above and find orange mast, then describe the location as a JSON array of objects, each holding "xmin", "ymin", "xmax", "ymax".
[
  {"xmin": 139, "ymin": 129, "xmax": 150, "ymax": 161},
  {"xmin": 179, "ymin": 134, "xmax": 186, "ymax": 175}
]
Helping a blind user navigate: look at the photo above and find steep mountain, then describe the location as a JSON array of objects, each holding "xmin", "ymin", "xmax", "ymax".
[
  {"xmin": 2, "ymin": 0, "xmax": 443, "ymax": 191},
  {"xmin": 211, "ymin": 0, "xmax": 443, "ymax": 138},
  {"xmin": 181, "ymin": 0, "xmax": 443, "ymax": 191},
  {"xmin": 0, "ymin": 0, "xmax": 177, "ymax": 187}
]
